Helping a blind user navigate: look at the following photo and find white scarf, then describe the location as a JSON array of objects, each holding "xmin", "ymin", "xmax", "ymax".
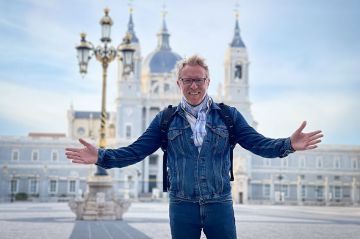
[{"xmin": 181, "ymin": 95, "xmax": 212, "ymax": 147}]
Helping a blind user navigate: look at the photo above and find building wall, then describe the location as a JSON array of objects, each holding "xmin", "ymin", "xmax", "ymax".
[
  {"xmin": 247, "ymin": 146, "xmax": 360, "ymax": 205},
  {"xmin": 0, "ymin": 137, "xmax": 91, "ymax": 202}
]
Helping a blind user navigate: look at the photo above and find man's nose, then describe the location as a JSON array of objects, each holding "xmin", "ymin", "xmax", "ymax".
[{"xmin": 190, "ymin": 81, "xmax": 198, "ymax": 89}]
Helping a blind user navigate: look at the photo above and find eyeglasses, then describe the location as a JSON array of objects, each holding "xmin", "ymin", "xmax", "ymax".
[{"xmin": 180, "ymin": 78, "xmax": 207, "ymax": 85}]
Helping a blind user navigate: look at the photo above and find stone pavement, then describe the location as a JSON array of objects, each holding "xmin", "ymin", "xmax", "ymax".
[{"xmin": 0, "ymin": 202, "xmax": 359, "ymax": 239}]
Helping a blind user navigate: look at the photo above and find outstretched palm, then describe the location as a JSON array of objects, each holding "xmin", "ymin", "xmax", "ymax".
[
  {"xmin": 290, "ymin": 121, "xmax": 323, "ymax": 151},
  {"xmin": 65, "ymin": 138, "xmax": 98, "ymax": 164}
]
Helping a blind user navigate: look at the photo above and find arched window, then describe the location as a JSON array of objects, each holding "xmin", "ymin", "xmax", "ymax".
[{"xmin": 234, "ymin": 64, "xmax": 242, "ymax": 79}]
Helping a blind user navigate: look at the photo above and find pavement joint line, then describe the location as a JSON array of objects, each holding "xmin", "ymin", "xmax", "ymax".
[
  {"xmin": 113, "ymin": 222, "xmax": 136, "ymax": 239},
  {"xmin": 100, "ymin": 221, "xmax": 114, "ymax": 239},
  {"xmin": 88, "ymin": 222, "xmax": 91, "ymax": 239}
]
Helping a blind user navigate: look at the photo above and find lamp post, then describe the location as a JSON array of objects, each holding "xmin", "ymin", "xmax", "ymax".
[
  {"xmin": 76, "ymin": 8, "xmax": 135, "ymax": 176},
  {"xmin": 70, "ymin": 8, "xmax": 134, "ymax": 220}
]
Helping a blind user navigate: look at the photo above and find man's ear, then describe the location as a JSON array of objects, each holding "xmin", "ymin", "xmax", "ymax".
[{"xmin": 176, "ymin": 80, "xmax": 180, "ymax": 88}]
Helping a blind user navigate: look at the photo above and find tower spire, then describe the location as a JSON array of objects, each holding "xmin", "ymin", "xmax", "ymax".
[
  {"xmin": 230, "ymin": 6, "xmax": 245, "ymax": 48},
  {"xmin": 126, "ymin": 6, "xmax": 139, "ymax": 43},
  {"xmin": 157, "ymin": 5, "xmax": 171, "ymax": 50}
]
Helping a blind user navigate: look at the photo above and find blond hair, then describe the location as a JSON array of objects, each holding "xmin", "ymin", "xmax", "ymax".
[{"xmin": 176, "ymin": 55, "xmax": 209, "ymax": 79}]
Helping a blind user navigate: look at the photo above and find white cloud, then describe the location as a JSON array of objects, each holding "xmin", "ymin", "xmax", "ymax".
[
  {"xmin": 0, "ymin": 80, "xmax": 113, "ymax": 134},
  {"xmin": 252, "ymin": 91, "xmax": 360, "ymax": 145}
]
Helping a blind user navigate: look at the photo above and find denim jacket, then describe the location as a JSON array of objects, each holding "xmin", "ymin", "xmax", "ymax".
[{"xmin": 96, "ymin": 102, "xmax": 294, "ymax": 203}]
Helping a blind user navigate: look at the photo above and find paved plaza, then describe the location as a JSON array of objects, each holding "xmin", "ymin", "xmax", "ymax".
[{"xmin": 0, "ymin": 202, "xmax": 359, "ymax": 239}]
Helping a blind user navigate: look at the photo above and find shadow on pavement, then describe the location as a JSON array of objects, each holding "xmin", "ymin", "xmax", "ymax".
[{"xmin": 69, "ymin": 220, "xmax": 152, "ymax": 239}]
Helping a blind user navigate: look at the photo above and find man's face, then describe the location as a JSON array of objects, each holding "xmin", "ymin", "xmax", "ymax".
[{"xmin": 177, "ymin": 65, "xmax": 210, "ymax": 106}]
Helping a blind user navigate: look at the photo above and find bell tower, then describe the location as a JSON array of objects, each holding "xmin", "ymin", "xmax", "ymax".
[
  {"xmin": 224, "ymin": 11, "xmax": 256, "ymax": 128},
  {"xmin": 115, "ymin": 8, "xmax": 143, "ymax": 140}
]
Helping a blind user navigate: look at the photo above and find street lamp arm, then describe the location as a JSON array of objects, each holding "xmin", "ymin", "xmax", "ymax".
[{"xmin": 94, "ymin": 44, "xmax": 117, "ymax": 63}]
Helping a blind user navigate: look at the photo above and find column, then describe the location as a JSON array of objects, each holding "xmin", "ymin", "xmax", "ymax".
[
  {"xmin": 270, "ymin": 174, "xmax": 275, "ymax": 204},
  {"xmin": 351, "ymin": 177, "xmax": 357, "ymax": 205},
  {"xmin": 324, "ymin": 176, "xmax": 329, "ymax": 206},
  {"xmin": 297, "ymin": 175, "xmax": 302, "ymax": 205}
]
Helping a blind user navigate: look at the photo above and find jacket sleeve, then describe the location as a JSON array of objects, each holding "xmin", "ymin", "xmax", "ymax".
[
  {"xmin": 232, "ymin": 108, "xmax": 294, "ymax": 158},
  {"xmin": 95, "ymin": 112, "xmax": 163, "ymax": 169}
]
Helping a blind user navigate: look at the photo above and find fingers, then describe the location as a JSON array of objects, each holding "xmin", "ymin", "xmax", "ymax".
[
  {"xmin": 307, "ymin": 139, "xmax": 322, "ymax": 146},
  {"xmin": 306, "ymin": 145, "xmax": 317, "ymax": 150},
  {"xmin": 65, "ymin": 147, "xmax": 82, "ymax": 153},
  {"xmin": 65, "ymin": 153, "xmax": 81, "ymax": 160},
  {"xmin": 296, "ymin": 121, "xmax": 307, "ymax": 134},
  {"xmin": 307, "ymin": 130, "xmax": 322, "ymax": 137},
  {"xmin": 79, "ymin": 138, "xmax": 92, "ymax": 148},
  {"xmin": 66, "ymin": 153, "xmax": 87, "ymax": 164},
  {"xmin": 71, "ymin": 159, "xmax": 85, "ymax": 164},
  {"xmin": 308, "ymin": 133, "xmax": 323, "ymax": 142}
]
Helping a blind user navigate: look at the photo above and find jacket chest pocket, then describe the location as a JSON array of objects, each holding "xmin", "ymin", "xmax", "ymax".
[
  {"xmin": 209, "ymin": 127, "xmax": 229, "ymax": 154},
  {"xmin": 167, "ymin": 129, "xmax": 186, "ymax": 155}
]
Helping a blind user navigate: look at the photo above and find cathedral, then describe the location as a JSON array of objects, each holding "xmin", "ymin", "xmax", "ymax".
[{"xmin": 1, "ymin": 10, "xmax": 359, "ymax": 205}]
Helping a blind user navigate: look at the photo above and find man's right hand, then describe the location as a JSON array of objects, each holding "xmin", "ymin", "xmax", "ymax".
[{"xmin": 65, "ymin": 138, "xmax": 98, "ymax": 164}]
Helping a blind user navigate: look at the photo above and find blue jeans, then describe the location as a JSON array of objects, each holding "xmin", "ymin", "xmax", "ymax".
[{"xmin": 169, "ymin": 199, "xmax": 237, "ymax": 239}]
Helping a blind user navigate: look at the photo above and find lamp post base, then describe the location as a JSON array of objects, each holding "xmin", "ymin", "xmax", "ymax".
[{"xmin": 69, "ymin": 175, "xmax": 131, "ymax": 220}]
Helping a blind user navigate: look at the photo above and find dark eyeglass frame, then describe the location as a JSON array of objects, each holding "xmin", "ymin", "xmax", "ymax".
[{"xmin": 180, "ymin": 78, "xmax": 207, "ymax": 85}]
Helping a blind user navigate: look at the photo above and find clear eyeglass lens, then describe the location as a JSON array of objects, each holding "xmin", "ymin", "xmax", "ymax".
[{"xmin": 182, "ymin": 78, "xmax": 205, "ymax": 85}]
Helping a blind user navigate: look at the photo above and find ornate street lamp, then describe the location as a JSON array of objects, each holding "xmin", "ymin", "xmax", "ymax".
[
  {"xmin": 118, "ymin": 32, "xmax": 135, "ymax": 75},
  {"xmin": 76, "ymin": 33, "xmax": 92, "ymax": 77},
  {"xmin": 71, "ymin": 8, "xmax": 134, "ymax": 221},
  {"xmin": 75, "ymin": 8, "xmax": 135, "ymax": 175}
]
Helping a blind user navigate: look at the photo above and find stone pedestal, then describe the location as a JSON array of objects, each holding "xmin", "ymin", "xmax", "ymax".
[{"xmin": 69, "ymin": 175, "xmax": 131, "ymax": 220}]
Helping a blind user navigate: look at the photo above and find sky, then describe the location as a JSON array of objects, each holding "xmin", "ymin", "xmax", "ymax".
[{"xmin": 0, "ymin": 0, "xmax": 359, "ymax": 145}]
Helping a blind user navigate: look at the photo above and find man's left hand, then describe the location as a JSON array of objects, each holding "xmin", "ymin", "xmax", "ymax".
[{"xmin": 290, "ymin": 121, "xmax": 323, "ymax": 151}]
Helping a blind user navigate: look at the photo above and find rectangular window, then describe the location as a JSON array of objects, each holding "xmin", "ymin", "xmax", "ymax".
[
  {"xmin": 316, "ymin": 186, "xmax": 324, "ymax": 199},
  {"xmin": 32, "ymin": 150, "xmax": 39, "ymax": 161},
  {"xmin": 352, "ymin": 158, "xmax": 358, "ymax": 169},
  {"xmin": 12, "ymin": 150, "xmax": 20, "ymax": 161},
  {"xmin": 29, "ymin": 179, "xmax": 38, "ymax": 194},
  {"xmin": 316, "ymin": 156, "xmax": 323, "ymax": 168},
  {"xmin": 301, "ymin": 185, "xmax": 306, "ymax": 198},
  {"xmin": 10, "ymin": 179, "xmax": 18, "ymax": 193},
  {"xmin": 282, "ymin": 158, "xmax": 289, "ymax": 167},
  {"xmin": 49, "ymin": 180, "xmax": 57, "ymax": 193},
  {"xmin": 282, "ymin": 185, "xmax": 289, "ymax": 197},
  {"xmin": 299, "ymin": 156, "xmax": 306, "ymax": 168},
  {"xmin": 52, "ymin": 150, "xmax": 59, "ymax": 161},
  {"xmin": 334, "ymin": 186, "xmax": 341, "ymax": 198},
  {"xmin": 149, "ymin": 155, "xmax": 158, "ymax": 165},
  {"xmin": 125, "ymin": 125, "xmax": 131, "ymax": 139},
  {"xmin": 149, "ymin": 175, "xmax": 157, "ymax": 193},
  {"xmin": 317, "ymin": 175, "xmax": 323, "ymax": 180},
  {"xmin": 264, "ymin": 158, "xmax": 271, "ymax": 167},
  {"xmin": 263, "ymin": 184, "xmax": 270, "ymax": 197},
  {"xmin": 334, "ymin": 157, "xmax": 341, "ymax": 169},
  {"xmin": 69, "ymin": 180, "xmax": 76, "ymax": 193},
  {"xmin": 334, "ymin": 175, "xmax": 340, "ymax": 181}
]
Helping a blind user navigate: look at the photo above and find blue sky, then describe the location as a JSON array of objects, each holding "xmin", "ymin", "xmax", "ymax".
[{"xmin": 0, "ymin": 0, "xmax": 359, "ymax": 145}]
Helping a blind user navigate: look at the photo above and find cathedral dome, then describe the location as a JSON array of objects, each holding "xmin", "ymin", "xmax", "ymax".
[
  {"xmin": 143, "ymin": 49, "xmax": 181, "ymax": 73},
  {"xmin": 142, "ymin": 17, "xmax": 182, "ymax": 74}
]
